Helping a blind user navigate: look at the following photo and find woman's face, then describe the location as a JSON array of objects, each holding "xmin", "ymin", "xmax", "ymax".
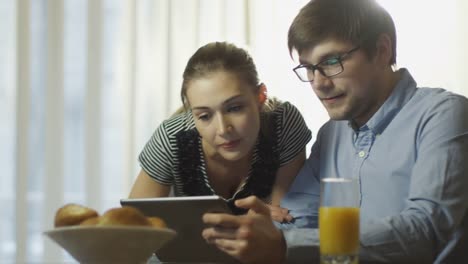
[{"xmin": 186, "ymin": 70, "xmax": 262, "ymax": 162}]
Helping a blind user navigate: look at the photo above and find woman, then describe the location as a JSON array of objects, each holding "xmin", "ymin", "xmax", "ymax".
[{"xmin": 129, "ymin": 42, "xmax": 311, "ymax": 220}]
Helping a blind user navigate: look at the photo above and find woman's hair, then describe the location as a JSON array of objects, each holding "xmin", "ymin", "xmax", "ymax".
[
  {"xmin": 288, "ymin": 0, "xmax": 397, "ymax": 66},
  {"xmin": 180, "ymin": 42, "xmax": 260, "ymax": 108},
  {"xmin": 173, "ymin": 42, "xmax": 282, "ymax": 141}
]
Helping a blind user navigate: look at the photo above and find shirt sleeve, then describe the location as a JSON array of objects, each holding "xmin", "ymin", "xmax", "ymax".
[
  {"xmin": 279, "ymin": 128, "xmax": 322, "ymax": 263},
  {"xmin": 280, "ymin": 94, "xmax": 468, "ymax": 263},
  {"xmin": 358, "ymin": 94, "xmax": 468, "ymax": 262},
  {"xmin": 276, "ymin": 102, "xmax": 312, "ymax": 166},
  {"xmin": 138, "ymin": 120, "xmax": 175, "ymax": 185},
  {"xmin": 280, "ymin": 135, "xmax": 321, "ymax": 229}
]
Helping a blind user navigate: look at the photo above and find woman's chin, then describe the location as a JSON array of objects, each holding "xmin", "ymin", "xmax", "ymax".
[{"xmin": 218, "ymin": 149, "xmax": 247, "ymax": 162}]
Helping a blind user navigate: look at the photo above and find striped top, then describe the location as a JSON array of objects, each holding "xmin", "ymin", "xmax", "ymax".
[{"xmin": 139, "ymin": 101, "xmax": 311, "ymax": 205}]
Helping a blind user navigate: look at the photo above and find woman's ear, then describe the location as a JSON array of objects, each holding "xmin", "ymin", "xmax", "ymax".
[{"xmin": 258, "ymin": 83, "xmax": 268, "ymax": 106}]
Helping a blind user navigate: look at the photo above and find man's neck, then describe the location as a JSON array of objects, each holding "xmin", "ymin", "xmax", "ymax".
[{"xmin": 351, "ymin": 68, "xmax": 401, "ymax": 128}]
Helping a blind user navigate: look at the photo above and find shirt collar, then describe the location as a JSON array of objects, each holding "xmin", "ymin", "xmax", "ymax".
[{"xmin": 350, "ymin": 68, "xmax": 417, "ymax": 135}]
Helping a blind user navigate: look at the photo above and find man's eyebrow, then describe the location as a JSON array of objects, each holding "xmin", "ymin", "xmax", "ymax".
[
  {"xmin": 191, "ymin": 95, "xmax": 244, "ymax": 111},
  {"xmin": 298, "ymin": 58, "xmax": 311, "ymax": 65},
  {"xmin": 299, "ymin": 50, "xmax": 342, "ymax": 65}
]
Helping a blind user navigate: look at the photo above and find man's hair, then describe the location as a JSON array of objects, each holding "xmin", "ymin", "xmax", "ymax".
[{"xmin": 288, "ymin": 0, "xmax": 397, "ymax": 65}]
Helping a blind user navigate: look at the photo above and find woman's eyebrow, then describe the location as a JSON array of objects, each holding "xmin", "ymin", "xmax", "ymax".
[
  {"xmin": 191, "ymin": 94, "xmax": 244, "ymax": 111},
  {"xmin": 222, "ymin": 95, "xmax": 244, "ymax": 105}
]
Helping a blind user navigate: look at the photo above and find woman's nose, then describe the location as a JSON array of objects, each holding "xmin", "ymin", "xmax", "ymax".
[{"xmin": 216, "ymin": 115, "xmax": 232, "ymax": 135}]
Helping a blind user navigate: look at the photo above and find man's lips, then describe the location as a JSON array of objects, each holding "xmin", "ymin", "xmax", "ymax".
[{"xmin": 321, "ymin": 94, "xmax": 345, "ymax": 103}]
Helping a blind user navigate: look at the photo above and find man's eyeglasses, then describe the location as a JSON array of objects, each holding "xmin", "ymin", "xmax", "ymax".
[{"xmin": 293, "ymin": 46, "xmax": 360, "ymax": 82}]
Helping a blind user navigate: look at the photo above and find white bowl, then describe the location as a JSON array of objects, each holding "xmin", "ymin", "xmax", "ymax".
[{"xmin": 44, "ymin": 226, "xmax": 177, "ymax": 264}]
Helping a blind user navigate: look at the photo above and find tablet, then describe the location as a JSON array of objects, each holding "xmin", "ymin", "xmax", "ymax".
[{"xmin": 120, "ymin": 195, "xmax": 239, "ymax": 263}]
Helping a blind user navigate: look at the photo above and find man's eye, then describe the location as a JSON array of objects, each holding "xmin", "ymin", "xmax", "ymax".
[{"xmin": 321, "ymin": 57, "xmax": 340, "ymax": 66}]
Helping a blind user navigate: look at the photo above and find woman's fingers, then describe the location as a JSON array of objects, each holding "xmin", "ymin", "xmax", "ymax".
[{"xmin": 268, "ymin": 204, "xmax": 293, "ymax": 223}]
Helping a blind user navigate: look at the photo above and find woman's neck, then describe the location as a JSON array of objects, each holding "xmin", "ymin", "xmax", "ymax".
[{"xmin": 203, "ymin": 149, "xmax": 253, "ymax": 199}]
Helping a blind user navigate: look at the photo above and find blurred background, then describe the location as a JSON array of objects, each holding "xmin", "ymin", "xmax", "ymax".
[{"xmin": 1, "ymin": 0, "xmax": 467, "ymax": 262}]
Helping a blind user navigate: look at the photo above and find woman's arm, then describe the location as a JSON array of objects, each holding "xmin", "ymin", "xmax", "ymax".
[
  {"xmin": 128, "ymin": 169, "xmax": 171, "ymax": 198},
  {"xmin": 271, "ymin": 149, "xmax": 306, "ymax": 205},
  {"xmin": 269, "ymin": 149, "xmax": 306, "ymax": 222}
]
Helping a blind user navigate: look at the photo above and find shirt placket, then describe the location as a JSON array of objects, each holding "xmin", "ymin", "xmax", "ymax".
[{"xmin": 352, "ymin": 128, "xmax": 375, "ymax": 205}]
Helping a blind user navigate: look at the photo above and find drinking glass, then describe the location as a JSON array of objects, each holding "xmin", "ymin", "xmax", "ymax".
[{"xmin": 319, "ymin": 178, "xmax": 360, "ymax": 264}]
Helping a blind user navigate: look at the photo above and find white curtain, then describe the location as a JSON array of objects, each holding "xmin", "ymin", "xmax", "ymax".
[{"xmin": 0, "ymin": 0, "xmax": 467, "ymax": 262}]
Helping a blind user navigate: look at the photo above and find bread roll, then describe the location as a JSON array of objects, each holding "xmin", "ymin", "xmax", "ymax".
[
  {"xmin": 147, "ymin": 217, "xmax": 167, "ymax": 228},
  {"xmin": 97, "ymin": 206, "xmax": 151, "ymax": 227},
  {"xmin": 54, "ymin": 204, "xmax": 167, "ymax": 229},
  {"xmin": 79, "ymin": 216, "xmax": 100, "ymax": 226},
  {"xmin": 54, "ymin": 203, "xmax": 99, "ymax": 227}
]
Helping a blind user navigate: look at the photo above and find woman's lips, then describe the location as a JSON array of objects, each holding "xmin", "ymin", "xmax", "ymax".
[{"xmin": 219, "ymin": 140, "xmax": 241, "ymax": 149}]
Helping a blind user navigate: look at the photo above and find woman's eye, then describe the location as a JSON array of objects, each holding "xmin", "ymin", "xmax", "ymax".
[
  {"xmin": 198, "ymin": 114, "xmax": 210, "ymax": 121},
  {"xmin": 228, "ymin": 105, "xmax": 242, "ymax": 112}
]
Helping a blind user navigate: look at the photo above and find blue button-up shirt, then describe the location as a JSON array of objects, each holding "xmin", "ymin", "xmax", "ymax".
[{"xmin": 281, "ymin": 69, "xmax": 468, "ymax": 263}]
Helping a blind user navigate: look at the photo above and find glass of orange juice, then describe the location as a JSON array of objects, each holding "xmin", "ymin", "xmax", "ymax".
[{"xmin": 319, "ymin": 177, "xmax": 360, "ymax": 264}]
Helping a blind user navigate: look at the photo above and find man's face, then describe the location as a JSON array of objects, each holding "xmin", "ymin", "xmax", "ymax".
[{"xmin": 298, "ymin": 39, "xmax": 386, "ymax": 126}]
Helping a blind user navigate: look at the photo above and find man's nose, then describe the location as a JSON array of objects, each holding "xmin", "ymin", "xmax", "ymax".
[{"xmin": 311, "ymin": 70, "xmax": 332, "ymax": 91}]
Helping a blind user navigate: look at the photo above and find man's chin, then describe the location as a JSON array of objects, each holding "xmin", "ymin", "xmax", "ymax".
[{"xmin": 326, "ymin": 110, "xmax": 349, "ymax": 121}]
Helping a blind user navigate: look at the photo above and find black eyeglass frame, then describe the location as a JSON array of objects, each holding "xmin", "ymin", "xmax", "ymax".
[{"xmin": 293, "ymin": 46, "xmax": 361, "ymax": 82}]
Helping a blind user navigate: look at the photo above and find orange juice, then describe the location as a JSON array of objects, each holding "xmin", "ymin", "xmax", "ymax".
[{"xmin": 319, "ymin": 207, "xmax": 360, "ymax": 255}]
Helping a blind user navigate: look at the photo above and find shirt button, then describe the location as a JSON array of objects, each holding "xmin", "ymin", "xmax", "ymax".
[{"xmin": 358, "ymin": 151, "xmax": 366, "ymax": 158}]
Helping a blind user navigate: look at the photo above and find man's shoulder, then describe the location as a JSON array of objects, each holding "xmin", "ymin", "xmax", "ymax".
[
  {"xmin": 401, "ymin": 88, "xmax": 468, "ymax": 137},
  {"xmin": 410, "ymin": 87, "xmax": 468, "ymax": 114},
  {"xmin": 413, "ymin": 87, "xmax": 467, "ymax": 103},
  {"xmin": 316, "ymin": 119, "xmax": 349, "ymax": 138}
]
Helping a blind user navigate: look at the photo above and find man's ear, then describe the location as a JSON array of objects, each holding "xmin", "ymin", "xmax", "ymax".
[
  {"xmin": 375, "ymin": 33, "xmax": 393, "ymax": 66},
  {"xmin": 258, "ymin": 83, "xmax": 268, "ymax": 106}
]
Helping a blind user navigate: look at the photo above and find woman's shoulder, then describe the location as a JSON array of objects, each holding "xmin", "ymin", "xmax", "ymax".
[
  {"xmin": 265, "ymin": 100, "xmax": 304, "ymax": 125},
  {"xmin": 260, "ymin": 99, "xmax": 310, "ymax": 141},
  {"xmin": 266, "ymin": 99, "xmax": 300, "ymax": 114},
  {"xmin": 159, "ymin": 110, "xmax": 196, "ymax": 136}
]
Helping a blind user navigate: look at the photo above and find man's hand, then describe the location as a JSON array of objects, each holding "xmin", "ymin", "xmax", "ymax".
[{"xmin": 202, "ymin": 196, "xmax": 287, "ymax": 264}]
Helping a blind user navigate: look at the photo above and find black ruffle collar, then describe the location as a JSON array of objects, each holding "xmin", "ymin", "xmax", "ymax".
[{"xmin": 175, "ymin": 112, "xmax": 279, "ymax": 213}]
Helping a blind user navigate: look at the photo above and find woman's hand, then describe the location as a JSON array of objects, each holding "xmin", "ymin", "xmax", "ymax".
[
  {"xmin": 202, "ymin": 196, "xmax": 286, "ymax": 264},
  {"xmin": 267, "ymin": 204, "xmax": 293, "ymax": 223}
]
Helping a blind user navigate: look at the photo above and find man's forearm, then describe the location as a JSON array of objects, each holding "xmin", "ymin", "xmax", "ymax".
[{"xmin": 282, "ymin": 228, "xmax": 320, "ymax": 263}]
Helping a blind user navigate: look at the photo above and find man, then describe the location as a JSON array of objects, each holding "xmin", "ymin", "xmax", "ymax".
[{"xmin": 202, "ymin": 0, "xmax": 468, "ymax": 263}]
